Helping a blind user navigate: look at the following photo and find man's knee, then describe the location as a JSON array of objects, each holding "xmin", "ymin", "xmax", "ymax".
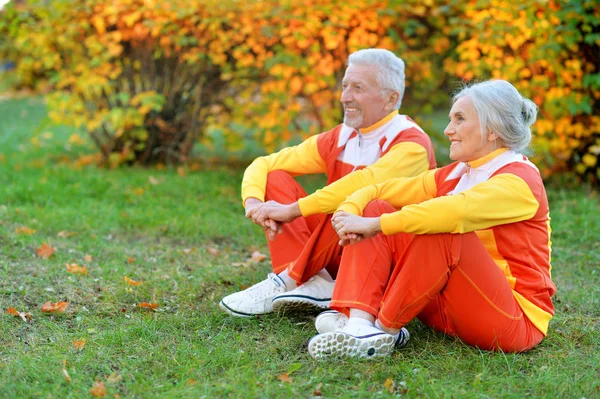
[
  {"xmin": 266, "ymin": 170, "xmax": 295, "ymax": 188},
  {"xmin": 363, "ymin": 200, "xmax": 396, "ymax": 217}
]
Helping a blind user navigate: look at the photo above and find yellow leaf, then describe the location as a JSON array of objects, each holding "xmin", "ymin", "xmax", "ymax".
[
  {"xmin": 66, "ymin": 263, "xmax": 88, "ymax": 275},
  {"xmin": 16, "ymin": 226, "xmax": 36, "ymax": 235},
  {"xmin": 73, "ymin": 339, "xmax": 86, "ymax": 350},
  {"xmin": 124, "ymin": 276, "xmax": 142, "ymax": 286}
]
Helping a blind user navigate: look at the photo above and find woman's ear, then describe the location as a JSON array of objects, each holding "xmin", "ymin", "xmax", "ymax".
[{"xmin": 487, "ymin": 131, "xmax": 499, "ymax": 143}]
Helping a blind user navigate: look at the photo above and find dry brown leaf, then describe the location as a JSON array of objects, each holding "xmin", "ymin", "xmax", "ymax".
[
  {"xmin": 62, "ymin": 367, "xmax": 72, "ymax": 383},
  {"xmin": 277, "ymin": 372, "xmax": 293, "ymax": 383},
  {"xmin": 249, "ymin": 251, "xmax": 267, "ymax": 263},
  {"xmin": 83, "ymin": 254, "xmax": 93, "ymax": 262},
  {"xmin": 138, "ymin": 302, "xmax": 159, "ymax": 310},
  {"xmin": 313, "ymin": 382, "xmax": 323, "ymax": 397},
  {"xmin": 66, "ymin": 263, "xmax": 88, "ymax": 275},
  {"xmin": 148, "ymin": 176, "xmax": 160, "ymax": 185},
  {"xmin": 127, "ymin": 257, "xmax": 135, "ymax": 264},
  {"xmin": 5, "ymin": 307, "xmax": 32, "ymax": 322},
  {"xmin": 73, "ymin": 339, "xmax": 86, "ymax": 350},
  {"xmin": 231, "ymin": 262, "xmax": 247, "ymax": 267},
  {"xmin": 107, "ymin": 372, "xmax": 122, "ymax": 384},
  {"xmin": 177, "ymin": 166, "xmax": 186, "ymax": 177},
  {"xmin": 384, "ymin": 378, "xmax": 395, "ymax": 394},
  {"xmin": 206, "ymin": 246, "xmax": 220, "ymax": 256},
  {"xmin": 90, "ymin": 381, "xmax": 107, "ymax": 397},
  {"xmin": 57, "ymin": 230, "xmax": 76, "ymax": 238},
  {"xmin": 124, "ymin": 276, "xmax": 142, "ymax": 286},
  {"xmin": 182, "ymin": 248, "xmax": 197, "ymax": 255},
  {"xmin": 16, "ymin": 226, "xmax": 36, "ymax": 235},
  {"xmin": 41, "ymin": 301, "xmax": 69, "ymax": 313},
  {"xmin": 37, "ymin": 243, "xmax": 55, "ymax": 259}
]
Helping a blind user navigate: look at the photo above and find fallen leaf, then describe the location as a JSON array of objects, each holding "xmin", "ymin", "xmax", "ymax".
[
  {"xmin": 16, "ymin": 226, "xmax": 36, "ymax": 235},
  {"xmin": 231, "ymin": 262, "xmax": 247, "ymax": 267},
  {"xmin": 57, "ymin": 230, "xmax": 76, "ymax": 238},
  {"xmin": 73, "ymin": 339, "xmax": 86, "ymax": 350},
  {"xmin": 148, "ymin": 176, "xmax": 160, "ymax": 185},
  {"xmin": 313, "ymin": 382, "xmax": 323, "ymax": 397},
  {"xmin": 206, "ymin": 246, "xmax": 220, "ymax": 256},
  {"xmin": 66, "ymin": 263, "xmax": 88, "ymax": 275},
  {"xmin": 249, "ymin": 251, "xmax": 267, "ymax": 263},
  {"xmin": 107, "ymin": 372, "xmax": 122, "ymax": 384},
  {"xmin": 138, "ymin": 302, "xmax": 159, "ymax": 310},
  {"xmin": 177, "ymin": 166, "xmax": 185, "ymax": 177},
  {"xmin": 124, "ymin": 276, "xmax": 142, "ymax": 286},
  {"xmin": 90, "ymin": 381, "xmax": 106, "ymax": 397},
  {"xmin": 84, "ymin": 254, "xmax": 93, "ymax": 262},
  {"xmin": 62, "ymin": 367, "xmax": 72, "ymax": 383},
  {"xmin": 37, "ymin": 243, "xmax": 55, "ymax": 259},
  {"xmin": 127, "ymin": 257, "xmax": 135, "ymax": 264},
  {"xmin": 277, "ymin": 372, "xmax": 293, "ymax": 383},
  {"xmin": 5, "ymin": 307, "xmax": 32, "ymax": 322},
  {"xmin": 384, "ymin": 378, "xmax": 395, "ymax": 394},
  {"xmin": 41, "ymin": 301, "xmax": 69, "ymax": 313},
  {"xmin": 182, "ymin": 248, "xmax": 197, "ymax": 255},
  {"xmin": 133, "ymin": 187, "xmax": 144, "ymax": 196}
]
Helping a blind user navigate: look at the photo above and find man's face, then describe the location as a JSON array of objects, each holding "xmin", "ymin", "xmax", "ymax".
[{"xmin": 340, "ymin": 64, "xmax": 394, "ymax": 129}]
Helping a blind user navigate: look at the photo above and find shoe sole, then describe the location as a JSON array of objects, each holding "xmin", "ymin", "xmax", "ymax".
[
  {"xmin": 272, "ymin": 297, "xmax": 330, "ymax": 316},
  {"xmin": 219, "ymin": 300, "xmax": 267, "ymax": 318},
  {"xmin": 308, "ymin": 331, "xmax": 396, "ymax": 359}
]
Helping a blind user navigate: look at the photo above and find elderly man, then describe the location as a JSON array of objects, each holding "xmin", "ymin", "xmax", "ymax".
[{"xmin": 219, "ymin": 48, "xmax": 436, "ymax": 317}]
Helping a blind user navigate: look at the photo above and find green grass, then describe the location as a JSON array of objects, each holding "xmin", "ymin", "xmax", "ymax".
[{"xmin": 0, "ymin": 97, "xmax": 599, "ymax": 398}]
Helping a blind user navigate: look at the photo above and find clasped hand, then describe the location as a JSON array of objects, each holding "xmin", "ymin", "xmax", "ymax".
[
  {"xmin": 330, "ymin": 212, "xmax": 382, "ymax": 246},
  {"xmin": 245, "ymin": 199, "xmax": 300, "ymax": 241}
]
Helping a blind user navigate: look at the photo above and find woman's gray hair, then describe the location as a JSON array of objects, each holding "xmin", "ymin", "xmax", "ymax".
[
  {"xmin": 348, "ymin": 49, "xmax": 405, "ymax": 110},
  {"xmin": 453, "ymin": 80, "xmax": 538, "ymax": 153}
]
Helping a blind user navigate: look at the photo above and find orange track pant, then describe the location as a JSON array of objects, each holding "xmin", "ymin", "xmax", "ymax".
[
  {"xmin": 330, "ymin": 200, "xmax": 545, "ymax": 352},
  {"xmin": 264, "ymin": 171, "xmax": 342, "ymax": 282}
]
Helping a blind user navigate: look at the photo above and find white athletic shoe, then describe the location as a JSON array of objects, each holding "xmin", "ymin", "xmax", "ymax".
[
  {"xmin": 272, "ymin": 274, "xmax": 334, "ymax": 315},
  {"xmin": 219, "ymin": 273, "xmax": 287, "ymax": 317},
  {"xmin": 308, "ymin": 325, "xmax": 410, "ymax": 359},
  {"xmin": 314, "ymin": 310, "xmax": 348, "ymax": 333}
]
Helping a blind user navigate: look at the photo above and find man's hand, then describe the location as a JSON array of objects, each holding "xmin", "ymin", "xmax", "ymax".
[
  {"xmin": 258, "ymin": 201, "xmax": 302, "ymax": 224},
  {"xmin": 244, "ymin": 197, "xmax": 283, "ymax": 242},
  {"xmin": 331, "ymin": 212, "xmax": 382, "ymax": 246}
]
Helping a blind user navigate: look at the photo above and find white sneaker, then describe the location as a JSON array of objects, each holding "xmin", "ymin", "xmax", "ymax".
[
  {"xmin": 315, "ymin": 310, "xmax": 348, "ymax": 333},
  {"xmin": 271, "ymin": 274, "xmax": 334, "ymax": 315},
  {"xmin": 219, "ymin": 273, "xmax": 287, "ymax": 317},
  {"xmin": 308, "ymin": 325, "xmax": 410, "ymax": 359}
]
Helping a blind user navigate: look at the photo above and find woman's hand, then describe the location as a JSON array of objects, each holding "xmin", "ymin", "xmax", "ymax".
[{"xmin": 331, "ymin": 212, "xmax": 382, "ymax": 246}]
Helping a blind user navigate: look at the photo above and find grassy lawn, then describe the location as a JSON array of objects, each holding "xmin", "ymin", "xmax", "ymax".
[{"xmin": 0, "ymin": 96, "xmax": 599, "ymax": 398}]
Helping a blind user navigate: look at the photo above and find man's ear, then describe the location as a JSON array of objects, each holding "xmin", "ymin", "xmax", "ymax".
[{"xmin": 386, "ymin": 91, "xmax": 399, "ymax": 110}]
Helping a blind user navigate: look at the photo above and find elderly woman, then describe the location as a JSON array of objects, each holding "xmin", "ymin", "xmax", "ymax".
[{"xmin": 308, "ymin": 80, "xmax": 556, "ymax": 359}]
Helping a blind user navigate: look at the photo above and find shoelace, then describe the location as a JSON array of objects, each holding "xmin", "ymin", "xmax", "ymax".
[{"xmin": 246, "ymin": 273, "xmax": 285, "ymax": 300}]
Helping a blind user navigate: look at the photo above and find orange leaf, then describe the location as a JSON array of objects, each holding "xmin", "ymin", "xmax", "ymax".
[
  {"xmin": 177, "ymin": 167, "xmax": 186, "ymax": 177},
  {"xmin": 5, "ymin": 307, "xmax": 32, "ymax": 322},
  {"xmin": 41, "ymin": 301, "xmax": 69, "ymax": 313},
  {"xmin": 90, "ymin": 381, "xmax": 107, "ymax": 398},
  {"xmin": 384, "ymin": 378, "xmax": 395, "ymax": 394},
  {"xmin": 5, "ymin": 307, "xmax": 19, "ymax": 316},
  {"xmin": 37, "ymin": 243, "xmax": 55, "ymax": 259},
  {"xmin": 124, "ymin": 276, "xmax": 142, "ymax": 286},
  {"xmin": 16, "ymin": 226, "xmax": 36, "ymax": 235},
  {"xmin": 62, "ymin": 367, "xmax": 72, "ymax": 383},
  {"xmin": 84, "ymin": 254, "xmax": 93, "ymax": 262},
  {"xmin": 73, "ymin": 339, "xmax": 86, "ymax": 350},
  {"xmin": 138, "ymin": 302, "xmax": 159, "ymax": 310},
  {"xmin": 127, "ymin": 257, "xmax": 135, "ymax": 264},
  {"xmin": 66, "ymin": 263, "xmax": 88, "ymax": 275},
  {"xmin": 250, "ymin": 251, "xmax": 267, "ymax": 263},
  {"xmin": 277, "ymin": 372, "xmax": 293, "ymax": 383}
]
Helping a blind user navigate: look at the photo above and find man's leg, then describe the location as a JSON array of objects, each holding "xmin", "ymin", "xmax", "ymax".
[{"xmin": 220, "ymin": 171, "xmax": 322, "ymax": 317}]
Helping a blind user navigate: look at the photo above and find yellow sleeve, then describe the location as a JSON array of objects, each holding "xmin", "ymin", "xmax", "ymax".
[
  {"xmin": 379, "ymin": 173, "xmax": 540, "ymax": 235},
  {"xmin": 241, "ymin": 135, "xmax": 327, "ymax": 204},
  {"xmin": 336, "ymin": 169, "xmax": 438, "ymax": 216},
  {"xmin": 297, "ymin": 142, "xmax": 430, "ymax": 216}
]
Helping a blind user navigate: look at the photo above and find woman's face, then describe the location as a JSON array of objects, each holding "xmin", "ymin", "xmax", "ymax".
[{"xmin": 444, "ymin": 96, "xmax": 497, "ymax": 162}]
